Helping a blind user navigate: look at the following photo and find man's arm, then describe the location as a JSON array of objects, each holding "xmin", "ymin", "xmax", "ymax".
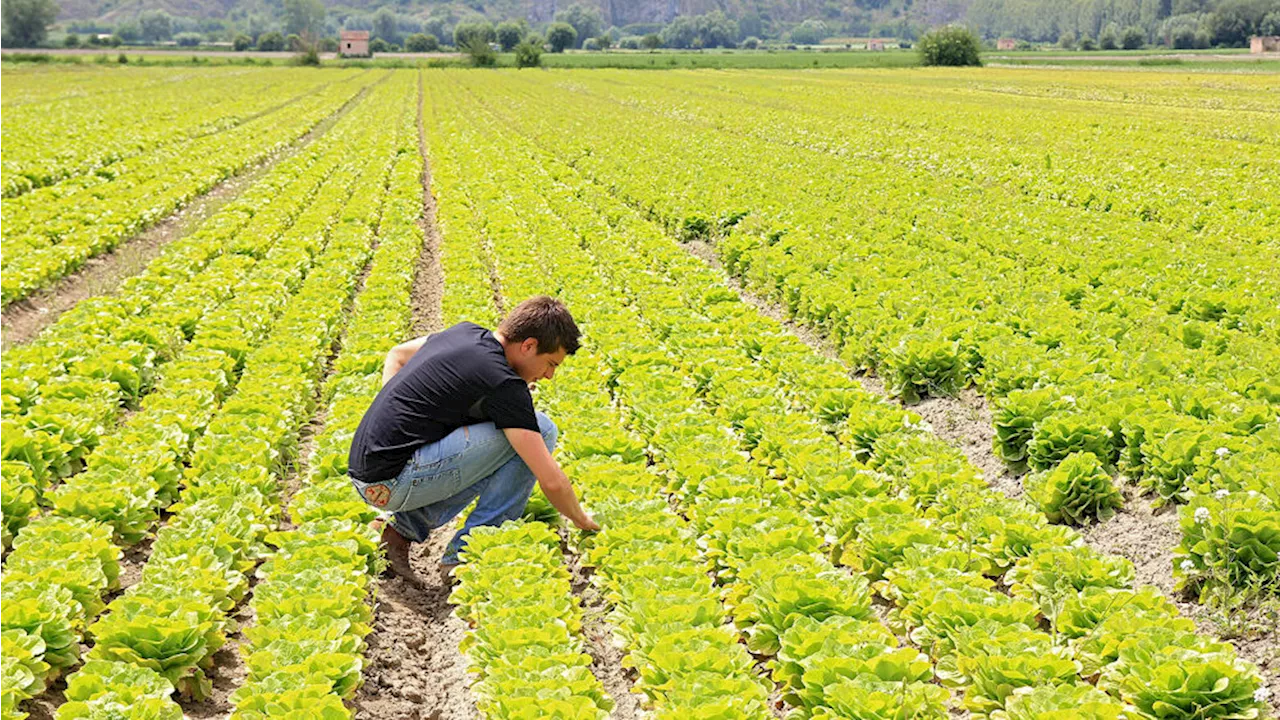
[
  {"xmin": 382, "ymin": 335, "xmax": 431, "ymax": 385},
  {"xmin": 504, "ymin": 428, "xmax": 599, "ymax": 531}
]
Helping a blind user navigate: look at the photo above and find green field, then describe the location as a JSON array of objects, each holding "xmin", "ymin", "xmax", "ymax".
[{"xmin": 2, "ymin": 63, "xmax": 1277, "ymax": 719}]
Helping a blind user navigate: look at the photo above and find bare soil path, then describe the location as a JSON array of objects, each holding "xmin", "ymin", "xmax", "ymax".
[
  {"xmin": 353, "ymin": 72, "xmax": 479, "ymax": 720},
  {"xmin": 682, "ymin": 239, "xmax": 1280, "ymax": 715},
  {"xmin": 1, "ymin": 80, "xmax": 374, "ymax": 350}
]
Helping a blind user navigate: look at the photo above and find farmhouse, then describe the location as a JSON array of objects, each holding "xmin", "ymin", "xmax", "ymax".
[
  {"xmin": 1251, "ymin": 35, "xmax": 1280, "ymax": 53},
  {"xmin": 867, "ymin": 39, "xmax": 885, "ymax": 50},
  {"xmin": 997, "ymin": 38, "xmax": 1018, "ymax": 50},
  {"xmin": 340, "ymin": 30, "xmax": 371, "ymax": 57}
]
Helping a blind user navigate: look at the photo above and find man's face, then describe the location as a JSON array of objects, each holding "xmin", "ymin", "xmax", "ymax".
[{"xmin": 510, "ymin": 338, "xmax": 567, "ymax": 385}]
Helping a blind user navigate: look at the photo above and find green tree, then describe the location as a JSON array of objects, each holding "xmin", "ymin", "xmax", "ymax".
[
  {"xmin": 641, "ymin": 32, "xmax": 661, "ymax": 49},
  {"xmin": 789, "ymin": 18, "xmax": 828, "ymax": 44},
  {"xmin": 546, "ymin": 22, "xmax": 576, "ymax": 52},
  {"xmin": 372, "ymin": 6, "xmax": 400, "ymax": 45},
  {"xmin": 139, "ymin": 9, "xmax": 173, "ymax": 43},
  {"xmin": 405, "ymin": 32, "xmax": 439, "ymax": 51},
  {"xmin": 115, "ymin": 20, "xmax": 140, "ymax": 41},
  {"xmin": 594, "ymin": 33, "xmax": 612, "ymax": 49},
  {"xmin": 283, "ymin": 0, "xmax": 324, "ymax": 37},
  {"xmin": 1121, "ymin": 26, "xmax": 1145, "ymax": 48},
  {"xmin": 918, "ymin": 25, "xmax": 983, "ymax": 65},
  {"xmin": 175, "ymin": 31, "xmax": 201, "ymax": 46},
  {"xmin": 5, "ymin": 0, "xmax": 62, "ymax": 47},
  {"xmin": 1099, "ymin": 23, "xmax": 1119, "ymax": 49},
  {"xmin": 256, "ymin": 30, "xmax": 285, "ymax": 50},
  {"xmin": 514, "ymin": 38, "xmax": 541, "ymax": 66},
  {"xmin": 555, "ymin": 4, "xmax": 601, "ymax": 47},
  {"xmin": 233, "ymin": 33, "xmax": 252, "ymax": 50},
  {"xmin": 464, "ymin": 34, "xmax": 495, "ymax": 65},
  {"xmin": 64, "ymin": 32, "xmax": 80, "ymax": 46},
  {"xmin": 495, "ymin": 19, "xmax": 524, "ymax": 50},
  {"xmin": 1261, "ymin": 10, "xmax": 1280, "ymax": 34},
  {"xmin": 1079, "ymin": 34, "xmax": 1097, "ymax": 49},
  {"xmin": 454, "ymin": 21, "xmax": 494, "ymax": 47}
]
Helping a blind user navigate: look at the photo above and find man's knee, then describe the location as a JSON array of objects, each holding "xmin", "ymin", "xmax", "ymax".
[{"xmin": 536, "ymin": 411, "xmax": 557, "ymax": 451}]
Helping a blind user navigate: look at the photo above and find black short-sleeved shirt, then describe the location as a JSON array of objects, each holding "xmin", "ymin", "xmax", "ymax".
[{"xmin": 348, "ymin": 322, "xmax": 539, "ymax": 483}]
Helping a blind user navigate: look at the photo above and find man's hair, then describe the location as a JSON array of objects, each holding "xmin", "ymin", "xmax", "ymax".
[{"xmin": 498, "ymin": 296, "xmax": 581, "ymax": 355}]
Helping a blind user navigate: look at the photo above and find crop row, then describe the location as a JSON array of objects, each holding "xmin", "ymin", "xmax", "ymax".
[
  {"xmin": 231, "ymin": 75, "xmax": 425, "ymax": 718},
  {"xmin": 2, "ymin": 67, "xmax": 341, "ymax": 199},
  {"xmin": 433, "ymin": 69, "xmax": 1279, "ymax": 604},
  {"xmin": 0, "ymin": 75, "xmax": 414, "ymax": 720},
  {"xmin": 0, "ymin": 71, "xmax": 391, "ymax": 552},
  {"xmin": 424, "ymin": 73, "xmax": 1272, "ymax": 719},
  {"xmin": 0, "ymin": 69, "xmax": 383, "ymax": 307},
  {"xmin": 418, "ymin": 78, "xmax": 615, "ymax": 720}
]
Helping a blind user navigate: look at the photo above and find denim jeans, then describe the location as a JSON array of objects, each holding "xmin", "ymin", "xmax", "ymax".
[{"xmin": 351, "ymin": 411, "xmax": 556, "ymax": 565}]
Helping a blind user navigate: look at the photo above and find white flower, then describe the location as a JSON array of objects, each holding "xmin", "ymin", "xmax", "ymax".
[
  {"xmin": 1194, "ymin": 507, "xmax": 1211, "ymax": 524},
  {"xmin": 1061, "ymin": 395, "xmax": 1076, "ymax": 404},
  {"xmin": 1215, "ymin": 447, "xmax": 1231, "ymax": 458},
  {"xmin": 1215, "ymin": 489, "xmax": 1231, "ymax": 500},
  {"xmin": 1180, "ymin": 559, "xmax": 1197, "ymax": 573},
  {"xmin": 1255, "ymin": 687, "xmax": 1272, "ymax": 703}
]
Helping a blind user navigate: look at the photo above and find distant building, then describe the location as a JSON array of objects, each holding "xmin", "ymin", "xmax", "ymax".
[
  {"xmin": 340, "ymin": 30, "xmax": 370, "ymax": 57},
  {"xmin": 997, "ymin": 38, "xmax": 1018, "ymax": 50},
  {"xmin": 1250, "ymin": 36, "xmax": 1280, "ymax": 53},
  {"xmin": 867, "ymin": 39, "xmax": 885, "ymax": 51}
]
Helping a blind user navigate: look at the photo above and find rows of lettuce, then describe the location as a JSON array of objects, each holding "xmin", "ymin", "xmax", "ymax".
[
  {"xmin": 434, "ymin": 69, "xmax": 1280, "ymax": 605},
  {"xmin": 422, "ymin": 76, "xmax": 616, "ymax": 720},
  {"xmin": 424, "ymin": 76, "xmax": 1273, "ymax": 719},
  {"xmin": 2, "ymin": 67, "xmax": 341, "ymax": 199},
  {"xmin": 0, "ymin": 69, "xmax": 380, "ymax": 307},
  {"xmin": 229, "ymin": 77, "xmax": 425, "ymax": 717},
  {"xmin": 0, "ymin": 76, "xmax": 415, "ymax": 720}
]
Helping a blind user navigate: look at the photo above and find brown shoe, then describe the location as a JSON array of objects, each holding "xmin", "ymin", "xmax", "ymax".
[
  {"xmin": 438, "ymin": 562, "xmax": 459, "ymax": 585},
  {"xmin": 378, "ymin": 521, "xmax": 418, "ymax": 585}
]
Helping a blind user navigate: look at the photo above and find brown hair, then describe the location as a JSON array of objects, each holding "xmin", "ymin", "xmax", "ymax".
[{"xmin": 497, "ymin": 296, "xmax": 581, "ymax": 355}]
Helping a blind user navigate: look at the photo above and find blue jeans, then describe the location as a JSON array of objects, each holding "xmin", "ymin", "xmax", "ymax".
[{"xmin": 350, "ymin": 412, "xmax": 556, "ymax": 565}]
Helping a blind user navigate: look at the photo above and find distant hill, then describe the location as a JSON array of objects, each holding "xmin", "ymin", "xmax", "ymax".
[{"xmin": 55, "ymin": 0, "xmax": 1278, "ymax": 50}]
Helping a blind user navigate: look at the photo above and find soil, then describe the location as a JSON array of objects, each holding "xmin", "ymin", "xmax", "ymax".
[
  {"xmin": 353, "ymin": 530, "xmax": 479, "ymax": 720},
  {"xmin": 411, "ymin": 73, "xmax": 445, "ymax": 339},
  {"xmin": 907, "ymin": 388, "xmax": 1024, "ymax": 500},
  {"xmin": 351, "ymin": 77, "xmax": 479, "ymax": 720},
  {"xmin": 681, "ymin": 238, "xmax": 1280, "ymax": 716},
  {"xmin": 561, "ymin": 533, "xmax": 642, "ymax": 719},
  {"xmin": 1, "ymin": 78, "xmax": 373, "ymax": 350}
]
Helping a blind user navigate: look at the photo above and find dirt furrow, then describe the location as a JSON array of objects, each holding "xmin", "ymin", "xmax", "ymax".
[
  {"xmin": 561, "ymin": 534, "xmax": 643, "ymax": 719},
  {"xmin": 353, "ymin": 71, "xmax": 479, "ymax": 720}
]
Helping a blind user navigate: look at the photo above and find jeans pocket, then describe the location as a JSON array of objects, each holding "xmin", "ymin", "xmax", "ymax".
[
  {"xmin": 416, "ymin": 466, "xmax": 468, "ymax": 506},
  {"xmin": 352, "ymin": 476, "xmax": 400, "ymax": 511}
]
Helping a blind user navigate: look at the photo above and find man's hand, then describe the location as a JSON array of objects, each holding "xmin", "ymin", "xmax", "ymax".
[{"xmin": 505, "ymin": 428, "xmax": 599, "ymax": 531}]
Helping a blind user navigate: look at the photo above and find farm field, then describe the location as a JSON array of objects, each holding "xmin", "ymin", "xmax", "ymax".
[{"xmin": 2, "ymin": 63, "xmax": 1278, "ymax": 720}]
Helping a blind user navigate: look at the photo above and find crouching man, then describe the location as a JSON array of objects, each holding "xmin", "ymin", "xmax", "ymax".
[{"xmin": 348, "ymin": 296, "xmax": 599, "ymax": 584}]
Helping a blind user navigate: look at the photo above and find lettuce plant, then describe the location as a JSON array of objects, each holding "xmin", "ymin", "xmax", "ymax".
[
  {"xmin": 1099, "ymin": 626, "xmax": 1267, "ymax": 720},
  {"xmin": 882, "ymin": 333, "xmax": 966, "ymax": 404},
  {"xmin": 1174, "ymin": 490, "xmax": 1280, "ymax": 601},
  {"xmin": 808, "ymin": 676, "xmax": 950, "ymax": 719},
  {"xmin": 953, "ymin": 627, "xmax": 1080, "ymax": 714},
  {"xmin": 1007, "ymin": 546, "xmax": 1135, "ymax": 621},
  {"xmin": 1026, "ymin": 412, "xmax": 1114, "ymax": 472},
  {"xmin": 1024, "ymin": 451, "xmax": 1124, "ymax": 526},
  {"xmin": 993, "ymin": 388, "xmax": 1064, "ymax": 470},
  {"xmin": 992, "ymin": 683, "xmax": 1131, "ymax": 720}
]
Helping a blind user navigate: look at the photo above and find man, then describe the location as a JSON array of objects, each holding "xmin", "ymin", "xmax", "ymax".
[{"xmin": 348, "ymin": 296, "xmax": 599, "ymax": 584}]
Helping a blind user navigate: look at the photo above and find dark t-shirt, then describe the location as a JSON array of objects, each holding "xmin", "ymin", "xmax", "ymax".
[{"xmin": 348, "ymin": 322, "xmax": 539, "ymax": 483}]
